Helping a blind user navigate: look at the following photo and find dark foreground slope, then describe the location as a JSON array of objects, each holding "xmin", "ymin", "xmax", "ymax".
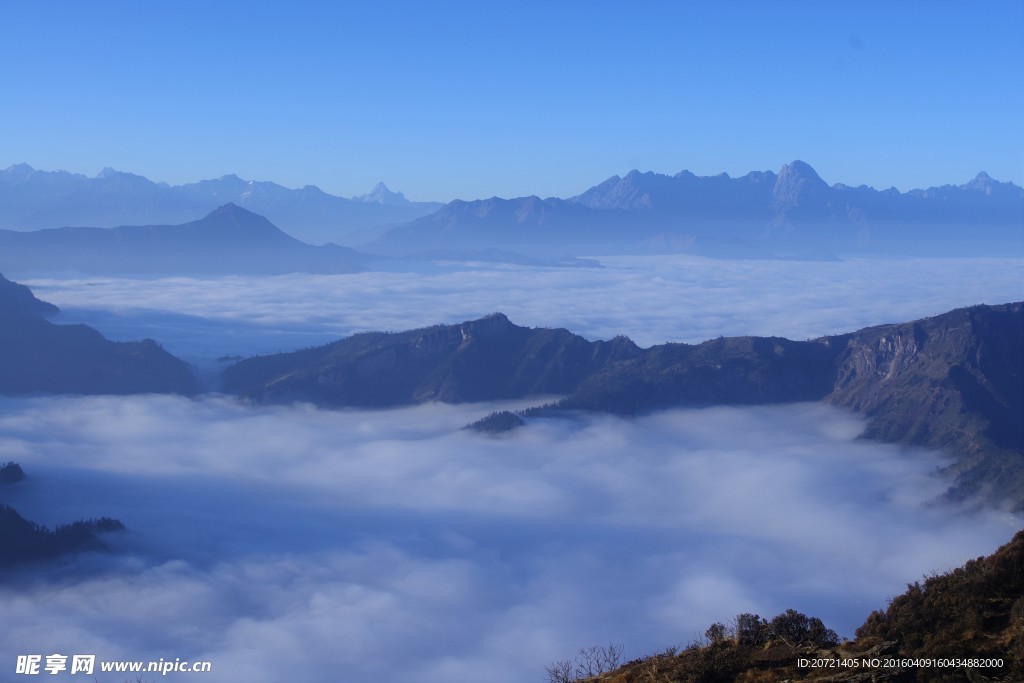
[
  {"xmin": 561, "ymin": 532, "xmax": 1024, "ymax": 683},
  {"xmin": 223, "ymin": 304, "xmax": 1024, "ymax": 508},
  {"xmin": 563, "ymin": 530, "xmax": 1024, "ymax": 683},
  {"xmin": 0, "ymin": 274, "xmax": 198, "ymax": 395}
]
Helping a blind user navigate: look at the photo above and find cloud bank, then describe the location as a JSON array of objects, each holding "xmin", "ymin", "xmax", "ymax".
[
  {"xmin": 4, "ymin": 255, "xmax": 1021, "ymax": 680},
  {"xmin": 26, "ymin": 255, "xmax": 1024, "ymax": 359},
  {"xmin": 0, "ymin": 396, "xmax": 1018, "ymax": 682}
]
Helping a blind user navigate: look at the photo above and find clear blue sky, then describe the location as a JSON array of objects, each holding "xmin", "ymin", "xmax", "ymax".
[{"xmin": 1, "ymin": 1, "xmax": 1021, "ymax": 201}]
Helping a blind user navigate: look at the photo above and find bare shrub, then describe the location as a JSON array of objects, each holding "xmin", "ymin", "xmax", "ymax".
[
  {"xmin": 547, "ymin": 642, "xmax": 624, "ymax": 682},
  {"xmin": 545, "ymin": 659, "xmax": 574, "ymax": 683}
]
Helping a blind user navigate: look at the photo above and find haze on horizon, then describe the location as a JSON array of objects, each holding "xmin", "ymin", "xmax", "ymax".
[{"xmin": 2, "ymin": 1, "xmax": 1022, "ymax": 201}]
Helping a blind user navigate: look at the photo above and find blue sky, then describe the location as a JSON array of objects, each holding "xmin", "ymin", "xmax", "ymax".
[{"xmin": 2, "ymin": 1, "xmax": 1021, "ymax": 201}]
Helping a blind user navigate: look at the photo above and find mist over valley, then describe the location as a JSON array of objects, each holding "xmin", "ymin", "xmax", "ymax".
[
  {"xmin": 1, "ymin": 394, "xmax": 1018, "ymax": 682},
  {"xmin": 4, "ymin": 1, "xmax": 1023, "ymax": 677},
  {"xmin": 1, "ymin": 240, "xmax": 1022, "ymax": 680}
]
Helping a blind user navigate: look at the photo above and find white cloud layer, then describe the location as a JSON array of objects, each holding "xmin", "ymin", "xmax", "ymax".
[
  {"xmin": 0, "ymin": 396, "xmax": 1019, "ymax": 682},
  {"xmin": 25, "ymin": 255, "xmax": 1024, "ymax": 359},
  {"xmin": 3, "ymin": 256, "xmax": 1022, "ymax": 681}
]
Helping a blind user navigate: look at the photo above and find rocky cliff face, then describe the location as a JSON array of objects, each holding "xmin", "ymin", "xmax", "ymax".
[{"xmin": 826, "ymin": 303, "xmax": 1024, "ymax": 507}]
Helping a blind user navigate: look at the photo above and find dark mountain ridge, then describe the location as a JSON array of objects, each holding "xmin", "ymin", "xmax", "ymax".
[
  {"xmin": 0, "ymin": 204, "xmax": 368, "ymax": 276},
  {"xmin": 223, "ymin": 303, "xmax": 1024, "ymax": 508},
  {"xmin": 0, "ymin": 272, "xmax": 59, "ymax": 317},
  {"xmin": 0, "ymin": 461, "xmax": 126, "ymax": 570},
  {"xmin": 0, "ymin": 274, "xmax": 198, "ymax": 395},
  {"xmin": 0, "ymin": 504, "xmax": 125, "ymax": 570},
  {"xmin": 223, "ymin": 313, "xmax": 642, "ymax": 407}
]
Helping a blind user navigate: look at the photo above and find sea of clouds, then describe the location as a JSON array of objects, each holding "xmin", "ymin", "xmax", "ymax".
[
  {"xmin": 1, "ymin": 396, "xmax": 1018, "ymax": 683},
  {"xmin": 27, "ymin": 255, "xmax": 1024, "ymax": 359},
  {"xmin": 3, "ymin": 255, "xmax": 1022, "ymax": 682}
]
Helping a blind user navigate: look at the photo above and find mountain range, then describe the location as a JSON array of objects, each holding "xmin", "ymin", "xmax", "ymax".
[
  {"xmin": 223, "ymin": 304, "xmax": 1024, "ymax": 509},
  {"xmin": 366, "ymin": 161, "xmax": 1023, "ymax": 257},
  {"xmin": 3, "ymin": 161, "xmax": 1020, "ymax": 260},
  {"xmin": 0, "ymin": 164, "xmax": 441, "ymax": 245}
]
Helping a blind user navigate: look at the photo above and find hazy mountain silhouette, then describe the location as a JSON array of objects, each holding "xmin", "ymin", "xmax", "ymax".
[
  {"xmin": 366, "ymin": 162, "xmax": 1023, "ymax": 257},
  {"xmin": 0, "ymin": 274, "xmax": 198, "ymax": 394},
  {"xmin": 0, "ymin": 164, "xmax": 200, "ymax": 228},
  {"xmin": 6, "ymin": 162, "xmax": 1018, "ymax": 257},
  {"xmin": 223, "ymin": 303, "xmax": 1024, "ymax": 509},
  {"xmin": 0, "ymin": 164, "xmax": 441, "ymax": 245},
  {"xmin": 354, "ymin": 181, "xmax": 415, "ymax": 206},
  {"xmin": 173, "ymin": 177, "xmax": 441, "ymax": 244},
  {"xmin": 0, "ymin": 204, "xmax": 369, "ymax": 276}
]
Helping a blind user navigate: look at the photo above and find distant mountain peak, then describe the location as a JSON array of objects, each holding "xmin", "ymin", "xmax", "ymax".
[
  {"xmin": 203, "ymin": 202, "xmax": 256, "ymax": 220},
  {"xmin": 95, "ymin": 167, "xmax": 150, "ymax": 183},
  {"xmin": 777, "ymin": 160, "xmax": 825, "ymax": 185},
  {"xmin": 476, "ymin": 312, "xmax": 513, "ymax": 326},
  {"xmin": 772, "ymin": 160, "xmax": 829, "ymax": 214},
  {"xmin": 355, "ymin": 182, "xmax": 411, "ymax": 206},
  {"xmin": 196, "ymin": 203, "xmax": 284, "ymax": 235},
  {"xmin": 4, "ymin": 163, "xmax": 35, "ymax": 176},
  {"xmin": 965, "ymin": 171, "xmax": 995, "ymax": 192}
]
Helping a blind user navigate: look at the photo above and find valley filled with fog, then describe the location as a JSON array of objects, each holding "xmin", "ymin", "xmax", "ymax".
[
  {"xmin": 4, "ymin": 255, "xmax": 1023, "ymax": 682},
  {"xmin": 28, "ymin": 255, "xmax": 1024, "ymax": 359}
]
